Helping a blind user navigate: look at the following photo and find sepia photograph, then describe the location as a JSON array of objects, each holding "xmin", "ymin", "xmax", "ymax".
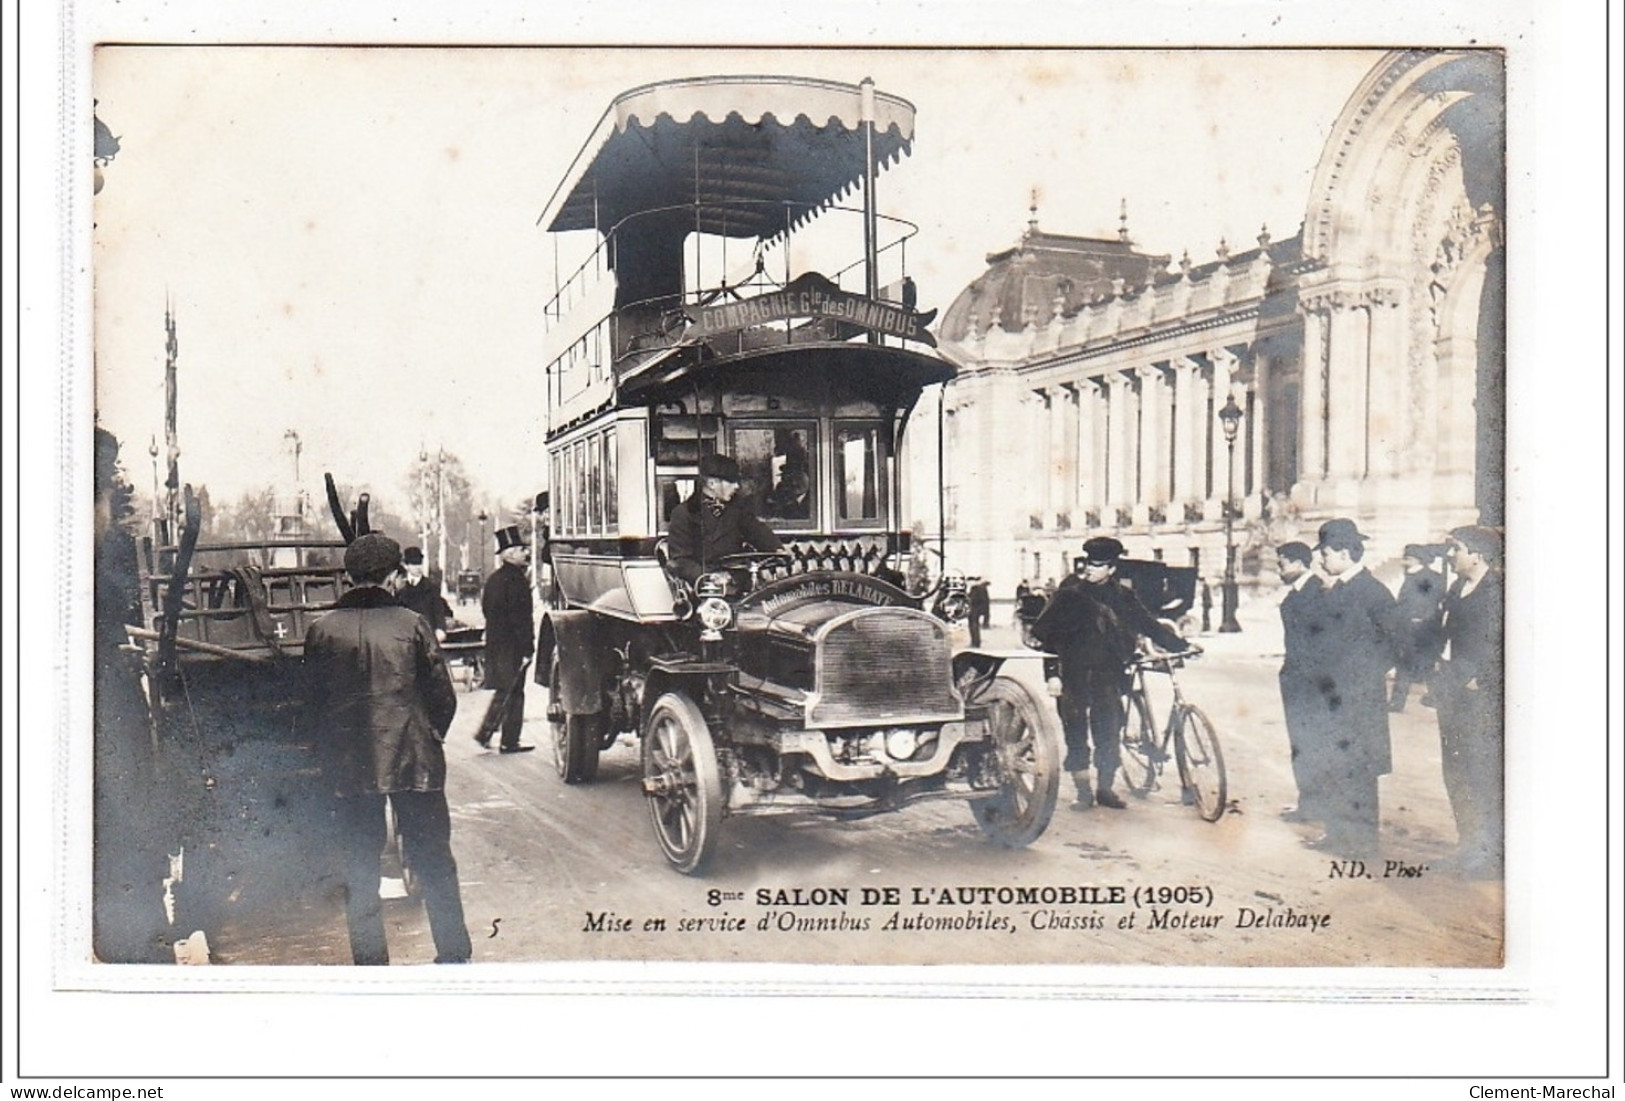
[
  {"xmin": 10, "ymin": 0, "xmax": 1617, "ymax": 1087},
  {"xmin": 89, "ymin": 42, "xmax": 1507, "ymax": 972}
]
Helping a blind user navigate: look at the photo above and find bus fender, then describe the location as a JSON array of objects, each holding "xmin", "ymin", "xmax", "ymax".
[{"xmin": 538, "ymin": 610, "xmax": 610, "ymax": 715}]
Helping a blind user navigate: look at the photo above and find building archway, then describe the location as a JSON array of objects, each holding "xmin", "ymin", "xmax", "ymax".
[{"xmin": 1296, "ymin": 49, "xmax": 1504, "ymax": 536}]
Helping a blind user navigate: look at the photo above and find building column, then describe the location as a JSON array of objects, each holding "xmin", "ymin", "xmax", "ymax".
[
  {"xmin": 1073, "ymin": 380, "xmax": 1094, "ymax": 522},
  {"xmin": 1297, "ymin": 302, "xmax": 1328, "ymax": 495},
  {"xmin": 1057, "ymin": 383, "xmax": 1079, "ymax": 527},
  {"xmin": 1364, "ymin": 285, "xmax": 1406, "ymax": 478},
  {"xmin": 1171, "ymin": 356, "xmax": 1198, "ymax": 516},
  {"xmin": 1104, "ymin": 373, "xmax": 1130, "ymax": 519},
  {"xmin": 1246, "ymin": 351, "xmax": 1268, "ymax": 518},
  {"xmin": 1204, "ymin": 350, "xmax": 1236, "ymax": 520},
  {"xmin": 1325, "ymin": 291, "xmax": 1371, "ymax": 485},
  {"xmin": 1137, "ymin": 364, "xmax": 1169, "ymax": 511}
]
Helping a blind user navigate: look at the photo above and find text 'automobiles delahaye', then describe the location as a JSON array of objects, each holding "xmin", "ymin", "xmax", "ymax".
[{"xmin": 535, "ymin": 76, "xmax": 1062, "ymax": 872}]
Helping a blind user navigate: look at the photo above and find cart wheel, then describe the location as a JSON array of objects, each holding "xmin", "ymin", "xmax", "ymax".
[
  {"xmin": 548, "ymin": 652, "xmax": 601, "ymax": 784},
  {"xmin": 969, "ymin": 675, "xmax": 1060, "ymax": 847},
  {"xmin": 640, "ymin": 692, "xmax": 723, "ymax": 874}
]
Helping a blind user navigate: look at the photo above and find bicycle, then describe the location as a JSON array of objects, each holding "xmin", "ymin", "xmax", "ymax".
[{"xmin": 1118, "ymin": 648, "xmax": 1228, "ymax": 822}]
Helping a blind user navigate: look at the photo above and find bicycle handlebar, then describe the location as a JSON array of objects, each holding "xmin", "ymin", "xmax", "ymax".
[{"xmin": 1130, "ymin": 647, "xmax": 1202, "ymax": 670}]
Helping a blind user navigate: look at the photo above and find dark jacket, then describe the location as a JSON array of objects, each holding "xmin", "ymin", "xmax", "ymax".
[
  {"xmin": 1031, "ymin": 574, "xmax": 1188, "ymax": 681},
  {"xmin": 1317, "ymin": 567, "xmax": 1400, "ymax": 775},
  {"xmin": 303, "ymin": 586, "xmax": 458, "ymax": 797},
  {"xmin": 1437, "ymin": 569, "xmax": 1504, "ymax": 693},
  {"xmin": 397, "ymin": 577, "xmax": 452, "ymax": 633},
  {"xmin": 1279, "ymin": 574, "xmax": 1329, "ymax": 677},
  {"xmin": 666, "ymin": 493, "xmax": 783, "ymax": 583},
  {"xmin": 481, "ymin": 561, "xmax": 534, "ymax": 687}
]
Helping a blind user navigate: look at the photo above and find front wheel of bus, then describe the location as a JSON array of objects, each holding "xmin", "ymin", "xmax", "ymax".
[
  {"xmin": 969, "ymin": 675, "xmax": 1060, "ymax": 847},
  {"xmin": 641, "ymin": 692, "xmax": 724, "ymax": 875},
  {"xmin": 549, "ymin": 652, "xmax": 601, "ymax": 785}
]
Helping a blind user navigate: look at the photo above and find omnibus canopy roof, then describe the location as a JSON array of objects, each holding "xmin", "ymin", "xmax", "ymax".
[{"xmin": 539, "ymin": 76, "xmax": 916, "ymax": 241}]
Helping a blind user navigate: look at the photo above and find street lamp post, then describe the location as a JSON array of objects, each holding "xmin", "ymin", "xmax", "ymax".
[
  {"xmin": 1218, "ymin": 393, "xmax": 1244, "ymax": 634},
  {"xmin": 476, "ymin": 510, "xmax": 489, "ymax": 577}
]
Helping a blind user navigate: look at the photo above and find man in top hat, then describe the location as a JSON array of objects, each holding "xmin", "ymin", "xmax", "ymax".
[
  {"xmin": 397, "ymin": 546, "xmax": 453, "ymax": 639},
  {"xmin": 1389, "ymin": 543, "xmax": 1445, "ymax": 711},
  {"xmin": 303, "ymin": 533, "xmax": 472, "ymax": 964},
  {"xmin": 1031, "ymin": 535, "xmax": 1192, "ymax": 811},
  {"xmin": 1434, "ymin": 525, "xmax": 1504, "ymax": 878},
  {"xmin": 1275, "ymin": 541, "xmax": 1329, "ymax": 823},
  {"xmin": 478, "ymin": 525, "xmax": 535, "ymax": 753},
  {"xmin": 667, "ymin": 452, "xmax": 783, "ymax": 584},
  {"xmin": 1308, "ymin": 518, "xmax": 1401, "ymax": 857}
]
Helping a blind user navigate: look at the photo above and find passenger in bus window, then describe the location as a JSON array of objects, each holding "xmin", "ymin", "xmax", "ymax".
[{"xmin": 666, "ymin": 452, "xmax": 783, "ymax": 583}]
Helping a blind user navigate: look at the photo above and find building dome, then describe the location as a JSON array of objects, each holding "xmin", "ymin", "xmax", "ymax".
[{"xmin": 939, "ymin": 212, "xmax": 1170, "ymax": 342}]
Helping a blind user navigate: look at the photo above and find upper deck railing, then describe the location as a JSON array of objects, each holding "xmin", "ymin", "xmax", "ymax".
[{"xmin": 542, "ymin": 199, "xmax": 921, "ymax": 372}]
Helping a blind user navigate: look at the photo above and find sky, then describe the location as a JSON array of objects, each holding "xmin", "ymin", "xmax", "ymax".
[{"xmin": 92, "ymin": 46, "xmax": 1383, "ymax": 515}]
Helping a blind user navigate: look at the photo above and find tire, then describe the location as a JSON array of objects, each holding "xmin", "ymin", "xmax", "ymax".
[
  {"xmin": 548, "ymin": 652, "xmax": 601, "ymax": 785},
  {"xmin": 1173, "ymin": 704, "xmax": 1228, "ymax": 822},
  {"xmin": 1118, "ymin": 691, "xmax": 1160, "ymax": 798},
  {"xmin": 641, "ymin": 692, "xmax": 725, "ymax": 874},
  {"xmin": 969, "ymin": 675, "xmax": 1061, "ymax": 847}
]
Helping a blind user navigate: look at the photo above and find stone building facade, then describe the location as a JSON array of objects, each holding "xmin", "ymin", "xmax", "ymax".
[{"xmin": 930, "ymin": 50, "xmax": 1504, "ymax": 597}]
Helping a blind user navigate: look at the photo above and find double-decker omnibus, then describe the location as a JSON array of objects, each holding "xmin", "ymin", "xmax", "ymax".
[{"xmin": 536, "ymin": 75, "xmax": 1060, "ymax": 873}]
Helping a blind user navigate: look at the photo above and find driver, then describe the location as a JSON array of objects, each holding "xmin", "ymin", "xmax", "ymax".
[{"xmin": 666, "ymin": 452, "xmax": 784, "ymax": 584}]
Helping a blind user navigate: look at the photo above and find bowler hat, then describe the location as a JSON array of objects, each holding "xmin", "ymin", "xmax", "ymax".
[
  {"xmin": 494, "ymin": 525, "xmax": 527, "ymax": 552},
  {"xmin": 1448, "ymin": 525, "xmax": 1503, "ymax": 562},
  {"xmin": 698, "ymin": 452, "xmax": 742, "ymax": 482},
  {"xmin": 1315, "ymin": 518, "xmax": 1368, "ymax": 551},
  {"xmin": 1401, "ymin": 543, "xmax": 1432, "ymax": 562},
  {"xmin": 1276, "ymin": 541, "xmax": 1314, "ymax": 566},
  {"xmin": 1081, "ymin": 536, "xmax": 1126, "ymax": 564},
  {"xmin": 402, "ymin": 546, "xmax": 425, "ymax": 566},
  {"xmin": 344, "ymin": 533, "xmax": 402, "ymax": 583}
]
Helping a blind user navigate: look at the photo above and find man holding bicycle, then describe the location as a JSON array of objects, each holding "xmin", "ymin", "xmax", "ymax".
[{"xmin": 1032, "ymin": 536, "xmax": 1193, "ymax": 811}]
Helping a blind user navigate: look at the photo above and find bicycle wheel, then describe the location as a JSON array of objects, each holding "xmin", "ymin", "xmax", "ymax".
[
  {"xmin": 1173, "ymin": 704, "xmax": 1227, "ymax": 822},
  {"xmin": 1118, "ymin": 692, "xmax": 1159, "ymax": 797}
]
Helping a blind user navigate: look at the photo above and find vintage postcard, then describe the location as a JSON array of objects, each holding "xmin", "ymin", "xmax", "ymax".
[{"xmin": 14, "ymin": 0, "xmax": 1615, "ymax": 1086}]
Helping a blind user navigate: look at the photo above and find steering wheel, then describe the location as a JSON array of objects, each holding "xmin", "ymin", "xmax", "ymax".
[{"xmin": 714, "ymin": 551, "xmax": 793, "ymax": 571}]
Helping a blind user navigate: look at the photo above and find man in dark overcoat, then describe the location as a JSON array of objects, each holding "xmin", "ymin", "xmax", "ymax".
[
  {"xmin": 1435, "ymin": 525, "xmax": 1505, "ymax": 879},
  {"xmin": 303, "ymin": 533, "xmax": 472, "ymax": 965},
  {"xmin": 667, "ymin": 452, "xmax": 783, "ymax": 584},
  {"xmin": 1309, "ymin": 518, "xmax": 1401, "ymax": 858},
  {"xmin": 1275, "ymin": 541, "xmax": 1330, "ymax": 823},
  {"xmin": 1031, "ymin": 536, "xmax": 1191, "ymax": 811},
  {"xmin": 479, "ymin": 524, "xmax": 535, "ymax": 753},
  {"xmin": 397, "ymin": 545, "xmax": 453, "ymax": 638},
  {"xmin": 1389, "ymin": 543, "xmax": 1445, "ymax": 711}
]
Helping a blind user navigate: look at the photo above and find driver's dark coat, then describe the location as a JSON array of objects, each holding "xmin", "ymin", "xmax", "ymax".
[
  {"xmin": 666, "ymin": 493, "xmax": 783, "ymax": 583},
  {"xmin": 303, "ymin": 586, "xmax": 458, "ymax": 797}
]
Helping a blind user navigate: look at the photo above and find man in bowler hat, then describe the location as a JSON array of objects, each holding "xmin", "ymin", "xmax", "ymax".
[
  {"xmin": 1434, "ymin": 525, "xmax": 1504, "ymax": 878},
  {"xmin": 479, "ymin": 524, "xmax": 535, "ymax": 753},
  {"xmin": 667, "ymin": 452, "xmax": 783, "ymax": 584},
  {"xmin": 303, "ymin": 533, "xmax": 472, "ymax": 964},
  {"xmin": 1031, "ymin": 535, "xmax": 1192, "ymax": 810},
  {"xmin": 397, "ymin": 546, "xmax": 453, "ymax": 638},
  {"xmin": 1308, "ymin": 518, "xmax": 1401, "ymax": 857},
  {"xmin": 1275, "ymin": 541, "xmax": 1329, "ymax": 823}
]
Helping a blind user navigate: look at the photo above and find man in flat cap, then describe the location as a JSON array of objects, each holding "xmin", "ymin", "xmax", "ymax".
[
  {"xmin": 1389, "ymin": 543, "xmax": 1445, "ymax": 712},
  {"xmin": 1275, "ymin": 541, "xmax": 1329, "ymax": 823},
  {"xmin": 397, "ymin": 546, "xmax": 453, "ymax": 639},
  {"xmin": 480, "ymin": 525, "xmax": 535, "ymax": 753},
  {"xmin": 1309, "ymin": 518, "xmax": 1401, "ymax": 858},
  {"xmin": 1032, "ymin": 535, "xmax": 1192, "ymax": 811},
  {"xmin": 1434, "ymin": 525, "xmax": 1505, "ymax": 878},
  {"xmin": 666, "ymin": 452, "xmax": 784, "ymax": 584},
  {"xmin": 303, "ymin": 533, "xmax": 472, "ymax": 965}
]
